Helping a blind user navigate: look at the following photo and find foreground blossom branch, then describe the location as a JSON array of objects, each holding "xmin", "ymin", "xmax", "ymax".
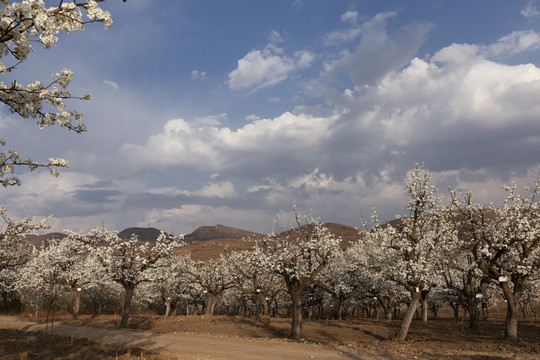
[{"xmin": 0, "ymin": 0, "xmax": 115, "ymax": 186}]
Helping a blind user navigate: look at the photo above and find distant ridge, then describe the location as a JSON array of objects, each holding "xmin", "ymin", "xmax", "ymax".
[
  {"xmin": 177, "ymin": 222, "xmax": 360, "ymax": 261},
  {"xmin": 184, "ymin": 224, "xmax": 263, "ymax": 243},
  {"xmin": 18, "ymin": 223, "xmax": 361, "ymax": 261},
  {"xmin": 118, "ymin": 227, "xmax": 168, "ymax": 242},
  {"xmin": 116, "ymin": 224, "xmax": 263, "ymax": 243},
  {"xmin": 23, "ymin": 232, "xmax": 67, "ymax": 247}
]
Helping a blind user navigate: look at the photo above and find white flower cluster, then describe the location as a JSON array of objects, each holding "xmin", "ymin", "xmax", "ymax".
[
  {"xmin": 0, "ymin": 137, "xmax": 69, "ymax": 186},
  {"xmin": 0, "ymin": 1, "xmax": 112, "ymax": 185}
]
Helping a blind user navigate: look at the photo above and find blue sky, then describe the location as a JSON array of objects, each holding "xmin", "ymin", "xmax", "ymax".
[{"xmin": 1, "ymin": 0, "xmax": 540, "ymax": 235}]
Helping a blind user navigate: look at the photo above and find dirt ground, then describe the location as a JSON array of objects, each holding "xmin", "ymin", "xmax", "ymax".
[{"xmin": 1, "ymin": 313, "xmax": 539, "ymax": 360}]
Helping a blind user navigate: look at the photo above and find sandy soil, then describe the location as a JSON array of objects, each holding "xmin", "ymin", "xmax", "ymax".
[{"xmin": 1, "ymin": 314, "xmax": 539, "ymax": 360}]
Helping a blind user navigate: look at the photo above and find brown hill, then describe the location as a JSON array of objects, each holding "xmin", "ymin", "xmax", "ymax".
[
  {"xmin": 322, "ymin": 223, "xmax": 362, "ymax": 249},
  {"xmin": 175, "ymin": 238, "xmax": 255, "ymax": 261},
  {"xmin": 118, "ymin": 227, "xmax": 170, "ymax": 242},
  {"xmin": 22, "ymin": 232, "xmax": 67, "ymax": 247},
  {"xmin": 178, "ymin": 222, "xmax": 361, "ymax": 261},
  {"xmin": 270, "ymin": 222, "xmax": 361, "ymax": 250},
  {"xmin": 183, "ymin": 224, "xmax": 263, "ymax": 243}
]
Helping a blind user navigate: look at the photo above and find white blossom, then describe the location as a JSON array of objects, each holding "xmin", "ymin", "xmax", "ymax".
[{"xmin": 0, "ymin": 0, "xmax": 113, "ymax": 185}]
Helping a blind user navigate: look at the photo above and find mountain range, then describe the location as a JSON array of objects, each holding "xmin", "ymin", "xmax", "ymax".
[{"xmin": 22, "ymin": 223, "xmax": 361, "ymax": 261}]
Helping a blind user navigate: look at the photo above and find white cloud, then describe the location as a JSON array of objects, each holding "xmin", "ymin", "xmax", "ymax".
[
  {"xmin": 103, "ymin": 79, "xmax": 119, "ymax": 90},
  {"xmin": 139, "ymin": 180, "xmax": 235, "ymax": 199},
  {"xmin": 521, "ymin": 0, "xmax": 540, "ymax": 19},
  {"xmin": 324, "ymin": 11, "xmax": 398, "ymax": 46},
  {"xmin": 431, "ymin": 43, "xmax": 481, "ymax": 64},
  {"xmin": 120, "ymin": 112, "xmax": 336, "ymax": 173},
  {"xmin": 341, "ymin": 10, "xmax": 358, "ymax": 24},
  {"xmin": 142, "ymin": 205, "xmax": 204, "ymax": 230},
  {"xmin": 194, "ymin": 113, "xmax": 227, "ymax": 126},
  {"xmin": 191, "ymin": 70, "xmax": 207, "ymax": 80},
  {"xmin": 365, "ymin": 55, "xmax": 540, "ymax": 139},
  {"xmin": 295, "ymin": 50, "xmax": 315, "ymax": 68},
  {"xmin": 195, "ymin": 181, "xmax": 236, "ymax": 198},
  {"xmin": 228, "ymin": 48, "xmax": 293, "ymax": 90},
  {"xmin": 227, "ymin": 40, "xmax": 314, "ymax": 90},
  {"xmin": 323, "ymin": 27, "xmax": 363, "ymax": 45},
  {"xmin": 122, "ymin": 27, "xmax": 540, "ymax": 191},
  {"xmin": 268, "ymin": 30, "xmax": 284, "ymax": 43},
  {"xmin": 486, "ymin": 30, "xmax": 540, "ymax": 56},
  {"xmin": 245, "ymin": 114, "xmax": 261, "ymax": 121}
]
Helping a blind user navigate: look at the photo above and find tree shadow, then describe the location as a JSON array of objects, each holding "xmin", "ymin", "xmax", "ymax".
[{"xmin": 229, "ymin": 316, "xmax": 290, "ymax": 339}]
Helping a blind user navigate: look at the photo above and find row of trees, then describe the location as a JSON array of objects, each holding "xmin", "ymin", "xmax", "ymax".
[
  {"xmin": 357, "ymin": 164, "xmax": 540, "ymax": 341},
  {"xmin": 1, "ymin": 164, "xmax": 538, "ymax": 341}
]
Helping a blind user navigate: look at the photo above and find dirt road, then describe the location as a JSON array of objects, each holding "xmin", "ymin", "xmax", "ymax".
[{"xmin": 0, "ymin": 316, "xmax": 368, "ymax": 360}]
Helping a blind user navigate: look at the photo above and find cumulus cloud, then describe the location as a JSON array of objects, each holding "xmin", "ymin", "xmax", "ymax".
[
  {"xmin": 227, "ymin": 32, "xmax": 315, "ymax": 90},
  {"xmin": 122, "ymin": 26, "xmax": 540, "ymax": 196},
  {"xmin": 120, "ymin": 112, "xmax": 336, "ymax": 175}
]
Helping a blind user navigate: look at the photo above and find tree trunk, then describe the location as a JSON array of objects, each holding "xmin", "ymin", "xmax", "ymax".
[
  {"xmin": 290, "ymin": 287, "xmax": 303, "ymax": 339},
  {"xmin": 1, "ymin": 291, "xmax": 7, "ymax": 312},
  {"xmin": 336, "ymin": 294, "xmax": 343, "ymax": 320},
  {"xmin": 451, "ymin": 302, "xmax": 459, "ymax": 320},
  {"xmin": 255, "ymin": 292, "xmax": 263, "ymax": 321},
  {"xmin": 71, "ymin": 287, "xmax": 81, "ymax": 320},
  {"xmin": 466, "ymin": 296, "xmax": 480, "ymax": 330},
  {"xmin": 205, "ymin": 294, "xmax": 218, "ymax": 315},
  {"xmin": 505, "ymin": 299, "xmax": 519, "ymax": 341},
  {"xmin": 501, "ymin": 281, "xmax": 520, "ymax": 341},
  {"xmin": 395, "ymin": 290, "xmax": 421, "ymax": 341},
  {"xmin": 120, "ymin": 284, "xmax": 135, "ymax": 328},
  {"xmin": 385, "ymin": 308, "xmax": 393, "ymax": 320},
  {"xmin": 393, "ymin": 304, "xmax": 400, "ymax": 320},
  {"xmin": 380, "ymin": 299, "xmax": 393, "ymax": 320},
  {"xmin": 421, "ymin": 290, "xmax": 429, "ymax": 323},
  {"xmin": 164, "ymin": 299, "xmax": 172, "ymax": 317}
]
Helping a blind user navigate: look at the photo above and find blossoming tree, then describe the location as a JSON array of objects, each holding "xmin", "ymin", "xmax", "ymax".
[
  {"xmin": 227, "ymin": 246, "xmax": 283, "ymax": 320},
  {"xmin": 0, "ymin": 206, "xmax": 52, "ymax": 310},
  {"xmin": 361, "ymin": 164, "xmax": 458, "ymax": 341},
  {"xmin": 16, "ymin": 233, "xmax": 107, "ymax": 319},
  {"xmin": 181, "ymin": 254, "xmax": 235, "ymax": 315},
  {"xmin": 258, "ymin": 210, "xmax": 341, "ymax": 339},
  {"xmin": 450, "ymin": 173, "xmax": 540, "ymax": 341},
  {"xmin": 84, "ymin": 228, "xmax": 184, "ymax": 327}
]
